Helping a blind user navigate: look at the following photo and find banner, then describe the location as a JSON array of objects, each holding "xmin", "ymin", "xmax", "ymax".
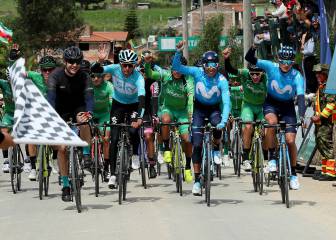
[
  {"xmin": 324, "ymin": 46, "xmax": 336, "ymax": 94},
  {"xmin": 0, "ymin": 22, "xmax": 13, "ymax": 44},
  {"xmin": 318, "ymin": 0, "xmax": 332, "ymax": 65},
  {"xmin": 9, "ymin": 58, "xmax": 87, "ymax": 146}
]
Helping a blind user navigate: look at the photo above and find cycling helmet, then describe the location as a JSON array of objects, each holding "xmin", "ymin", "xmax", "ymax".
[
  {"xmin": 118, "ymin": 49, "xmax": 138, "ymax": 64},
  {"xmin": 170, "ymin": 55, "xmax": 187, "ymax": 66},
  {"xmin": 39, "ymin": 56, "xmax": 57, "ymax": 68},
  {"xmin": 8, "ymin": 48, "xmax": 22, "ymax": 62},
  {"xmin": 248, "ymin": 63, "xmax": 264, "ymax": 72},
  {"xmin": 202, "ymin": 51, "xmax": 219, "ymax": 64},
  {"xmin": 278, "ymin": 46, "xmax": 296, "ymax": 60},
  {"xmin": 63, "ymin": 46, "xmax": 83, "ymax": 62}
]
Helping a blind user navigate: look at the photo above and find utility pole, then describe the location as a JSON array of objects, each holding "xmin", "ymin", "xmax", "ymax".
[
  {"xmin": 243, "ymin": 0, "xmax": 253, "ymax": 67},
  {"xmin": 200, "ymin": 0, "xmax": 205, "ymax": 31},
  {"xmin": 182, "ymin": 0, "xmax": 189, "ymax": 59}
]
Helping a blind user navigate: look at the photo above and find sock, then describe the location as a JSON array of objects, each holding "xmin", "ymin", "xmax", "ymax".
[
  {"xmin": 186, "ymin": 157, "xmax": 191, "ymax": 169},
  {"xmin": 291, "ymin": 166, "xmax": 297, "ymax": 176},
  {"xmin": 269, "ymin": 148, "xmax": 276, "ymax": 160},
  {"xmin": 62, "ymin": 176, "xmax": 70, "ymax": 187},
  {"xmin": 83, "ymin": 146, "xmax": 90, "ymax": 155},
  {"xmin": 194, "ymin": 173, "xmax": 201, "ymax": 182},
  {"xmin": 243, "ymin": 148, "xmax": 250, "ymax": 161},
  {"xmin": 263, "ymin": 149, "xmax": 268, "ymax": 161},
  {"xmin": 163, "ymin": 140, "xmax": 170, "ymax": 151},
  {"xmin": 30, "ymin": 156, "xmax": 37, "ymax": 169},
  {"xmin": 148, "ymin": 157, "xmax": 155, "ymax": 166}
]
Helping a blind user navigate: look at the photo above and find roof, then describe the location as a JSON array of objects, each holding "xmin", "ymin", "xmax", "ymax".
[
  {"xmin": 191, "ymin": 2, "xmax": 246, "ymax": 13},
  {"xmin": 79, "ymin": 31, "xmax": 128, "ymax": 42}
]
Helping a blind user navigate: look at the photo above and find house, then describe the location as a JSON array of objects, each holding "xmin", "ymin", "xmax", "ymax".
[
  {"xmin": 77, "ymin": 25, "xmax": 128, "ymax": 62},
  {"xmin": 169, "ymin": 2, "xmax": 248, "ymax": 36}
]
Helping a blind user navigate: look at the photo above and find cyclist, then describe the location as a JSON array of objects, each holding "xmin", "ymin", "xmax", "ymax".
[
  {"xmin": 223, "ymin": 48, "xmax": 267, "ymax": 171},
  {"xmin": 173, "ymin": 41, "xmax": 231, "ymax": 195},
  {"xmin": 144, "ymin": 53, "xmax": 194, "ymax": 183},
  {"xmin": 47, "ymin": 46, "xmax": 94, "ymax": 201},
  {"xmin": 90, "ymin": 71, "xmax": 113, "ymax": 182},
  {"xmin": 91, "ymin": 49, "xmax": 145, "ymax": 189},
  {"xmin": 245, "ymin": 45, "xmax": 306, "ymax": 190},
  {"xmin": 1, "ymin": 47, "xmax": 19, "ymax": 174},
  {"xmin": 0, "ymin": 130, "xmax": 14, "ymax": 149},
  {"xmin": 137, "ymin": 50, "xmax": 163, "ymax": 179},
  {"xmin": 23, "ymin": 56, "xmax": 57, "ymax": 180}
]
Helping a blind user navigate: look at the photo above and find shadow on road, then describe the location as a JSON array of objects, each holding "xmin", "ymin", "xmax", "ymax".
[
  {"xmin": 118, "ymin": 196, "xmax": 162, "ymax": 204},
  {"xmin": 267, "ymin": 199, "xmax": 317, "ymax": 207},
  {"xmin": 196, "ymin": 198, "xmax": 243, "ymax": 207},
  {"xmin": 147, "ymin": 183, "xmax": 173, "ymax": 188},
  {"xmin": 64, "ymin": 204, "xmax": 113, "ymax": 212}
]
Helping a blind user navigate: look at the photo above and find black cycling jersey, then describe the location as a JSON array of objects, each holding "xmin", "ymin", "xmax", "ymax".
[{"xmin": 47, "ymin": 67, "xmax": 94, "ymax": 121}]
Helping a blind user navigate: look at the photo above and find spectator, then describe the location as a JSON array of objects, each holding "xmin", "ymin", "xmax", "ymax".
[{"xmin": 267, "ymin": 0, "xmax": 290, "ymax": 44}]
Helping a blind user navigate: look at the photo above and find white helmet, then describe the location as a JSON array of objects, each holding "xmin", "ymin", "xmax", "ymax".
[{"xmin": 118, "ymin": 49, "xmax": 138, "ymax": 64}]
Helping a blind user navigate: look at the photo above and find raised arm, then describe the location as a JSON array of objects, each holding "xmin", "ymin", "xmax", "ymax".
[{"xmin": 217, "ymin": 77, "xmax": 231, "ymax": 129}]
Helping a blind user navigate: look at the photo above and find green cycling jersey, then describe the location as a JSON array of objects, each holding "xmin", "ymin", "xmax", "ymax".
[
  {"xmin": 145, "ymin": 63, "xmax": 194, "ymax": 115},
  {"xmin": 27, "ymin": 71, "xmax": 48, "ymax": 97},
  {"xmin": 93, "ymin": 80, "xmax": 113, "ymax": 119}
]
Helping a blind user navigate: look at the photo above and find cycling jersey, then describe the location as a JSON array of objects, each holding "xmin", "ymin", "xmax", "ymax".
[
  {"xmin": 93, "ymin": 80, "xmax": 113, "ymax": 119},
  {"xmin": 238, "ymin": 69, "xmax": 267, "ymax": 105},
  {"xmin": 103, "ymin": 64, "xmax": 145, "ymax": 104},
  {"xmin": 172, "ymin": 51, "xmax": 230, "ymax": 125},
  {"xmin": 256, "ymin": 60, "xmax": 305, "ymax": 101},
  {"xmin": 47, "ymin": 67, "xmax": 94, "ymax": 120},
  {"xmin": 27, "ymin": 71, "xmax": 47, "ymax": 97},
  {"xmin": 145, "ymin": 63, "xmax": 194, "ymax": 115}
]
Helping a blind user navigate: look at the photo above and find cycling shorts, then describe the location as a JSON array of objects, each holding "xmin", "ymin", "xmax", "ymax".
[
  {"xmin": 160, "ymin": 106, "xmax": 189, "ymax": 135},
  {"xmin": 241, "ymin": 102, "xmax": 264, "ymax": 122}
]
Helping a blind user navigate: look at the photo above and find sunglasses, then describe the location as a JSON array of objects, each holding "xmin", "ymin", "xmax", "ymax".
[
  {"xmin": 90, "ymin": 73, "xmax": 103, "ymax": 78},
  {"xmin": 121, "ymin": 63, "xmax": 135, "ymax": 69},
  {"xmin": 41, "ymin": 68, "xmax": 55, "ymax": 73},
  {"xmin": 249, "ymin": 72, "xmax": 262, "ymax": 77},
  {"xmin": 203, "ymin": 62, "xmax": 219, "ymax": 68},
  {"xmin": 279, "ymin": 59, "xmax": 294, "ymax": 66},
  {"xmin": 66, "ymin": 59, "xmax": 82, "ymax": 65}
]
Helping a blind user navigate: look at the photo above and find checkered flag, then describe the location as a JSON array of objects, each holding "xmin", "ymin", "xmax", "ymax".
[{"xmin": 8, "ymin": 58, "xmax": 87, "ymax": 146}]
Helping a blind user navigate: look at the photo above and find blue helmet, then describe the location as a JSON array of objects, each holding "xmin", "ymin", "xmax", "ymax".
[
  {"xmin": 202, "ymin": 51, "xmax": 219, "ymax": 64},
  {"xmin": 278, "ymin": 46, "xmax": 296, "ymax": 60}
]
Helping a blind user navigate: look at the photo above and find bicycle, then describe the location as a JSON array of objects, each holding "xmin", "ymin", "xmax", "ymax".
[
  {"xmin": 106, "ymin": 121, "xmax": 133, "ymax": 205},
  {"xmin": 242, "ymin": 120, "xmax": 265, "ymax": 195},
  {"xmin": 193, "ymin": 120, "xmax": 218, "ymax": 207},
  {"xmin": 160, "ymin": 122, "xmax": 190, "ymax": 196},
  {"xmin": 139, "ymin": 121, "xmax": 149, "ymax": 189},
  {"xmin": 231, "ymin": 117, "xmax": 243, "ymax": 177},
  {"xmin": 36, "ymin": 145, "xmax": 52, "ymax": 200},
  {"xmin": 264, "ymin": 121, "xmax": 302, "ymax": 208},
  {"xmin": 9, "ymin": 144, "xmax": 24, "ymax": 194}
]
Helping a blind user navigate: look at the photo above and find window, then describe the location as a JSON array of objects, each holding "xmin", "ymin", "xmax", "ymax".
[{"xmin": 79, "ymin": 43, "xmax": 90, "ymax": 51}]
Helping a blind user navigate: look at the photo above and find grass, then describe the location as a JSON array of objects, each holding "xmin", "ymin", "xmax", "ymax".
[
  {"xmin": 80, "ymin": 7, "xmax": 181, "ymax": 31},
  {"xmin": 0, "ymin": 0, "xmax": 17, "ymax": 16}
]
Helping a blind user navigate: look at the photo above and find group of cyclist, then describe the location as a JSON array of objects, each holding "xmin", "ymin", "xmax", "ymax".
[{"xmin": 0, "ymin": 35, "xmax": 314, "ymax": 202}]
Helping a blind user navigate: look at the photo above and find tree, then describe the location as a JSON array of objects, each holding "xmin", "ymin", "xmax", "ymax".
[
  {"xmin": 189, "ymin": 14, "xmax": 224, "ymax": 65},
  {"xmin": 13, "ymin": 0, "xmax": 83, "ymax": 55},
  {"xmin": 124, "ymin": 9, "xmax": 140, "ymax": 40}
]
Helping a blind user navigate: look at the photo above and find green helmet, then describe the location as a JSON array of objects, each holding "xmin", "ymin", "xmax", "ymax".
[{"xmin": 39, "ymin": 56, "xmax": 57, "ymax": 68}]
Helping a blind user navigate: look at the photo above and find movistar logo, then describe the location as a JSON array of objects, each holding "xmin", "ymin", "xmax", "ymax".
[
  {"xmin": 195, "ymin": 82, "xmax": 220, "ymax": 99},
  {"xmin": 271, "ymin": 80, "xmax": 292, "ymax": 95}
]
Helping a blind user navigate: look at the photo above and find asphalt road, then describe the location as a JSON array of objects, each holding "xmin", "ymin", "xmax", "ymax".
[{"xmin": 0, "ymin": 163, "xmax": 335, "ymax": 240}]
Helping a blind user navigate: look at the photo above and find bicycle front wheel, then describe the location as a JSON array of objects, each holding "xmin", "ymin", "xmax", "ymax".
[
  {"xmin": 93, "ymin": 139, "xmax": 100, "ymax": 197},
  {"xmin": 282, "ymin": 144, "xmax": 290, "ymax": 208},
  {"xmin": 70, "ymin": 147, "xmax": 82, "ymax": 213},
  {"xmin": 258, "ymin": 139, "xmax": 264, "ymax": 195},
  {"xmin": 205, "ymin": 142, "xmax": 211, "ymax": 207},
  {"xmin": 38, "ymin": 146, "xmax": 44, "ymax": 200},
  {"xmin": 140, "ymin": 140, "xmax": 147, "ymax": 189}
]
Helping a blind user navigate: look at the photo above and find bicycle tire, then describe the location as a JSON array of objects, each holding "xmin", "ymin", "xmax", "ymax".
[
  {"xmin": 205, "ymin": 142, "xmax": 211, "ymax": 207},
  {"xmin": 232, "ymin": 133, "xmax": 238, "ymax": 175},
  {"xmin": 176, "ymin": 140, "xmax": 183, "ymax": 196},
  {"xmin": 38, "ymin": 146, "xmax": 44, "ymax": 200},
  {"xmin": 279, "ymin": 145, "xmax": 286, "ymax": 204},
  {"xmin": 258, "ymin": 139, "xmax": 264, "ymax": 195},
  {"xmin": 282, "ymin": 144, "xmax": 290, "ymax": 208},
  {"xmin": 118, "ymin": 142, "xmax": 124, "ymax": 205},
  {"xmin": 217, "ymin": 164, "xmax": 222, "ymax": 180},
  {"xmin": 237, "ymin": 138, "xmax": 242, "ymax": 177},
  {"xmin": 122, "ymin": 146, "xmax": 128, "ymax": 201},
  {"xmin": 10, "ymin": 146, "xmax": 19, "ymax": 194},
  {"xmin": 140, "ymin": 139, "xmax": 147, "ymax": 189},
  {"xmin": 70, "ymin": 148, "xmax": 82, "ymax": 213},
  {"xmin": 167, "ymin": 164, "xmax": 172, "ymax": 179},
  {"xmin": 251, "ymin": 141, "xmax": 258, "ymax": 192},
  {"xmin": 94, "ymin": 139, "xmax": 99, "ymax": 197}
]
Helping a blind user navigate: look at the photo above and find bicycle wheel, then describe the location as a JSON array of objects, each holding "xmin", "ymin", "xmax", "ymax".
[
  {"xmin": 118, "ymin": 142, "xmax": 124, "ymax": 205},
  {"xmin": 237, "ymin": 137, "xmax": 242, "ymax": 177},
  {"xmin": 232, "ymin": 133, "xmax": 238, "ymax": 175},
  {"xmin": 279, "ymin": 144, "xmax": 286, "ymax": 204},
  {"xmin": 251, "ymin": 142, "xmax": 258, "ymax": 192},
  {"xmin": 177, "ymin": 141, "xmax": 183, "ymax": 196},
  {"xmin": 10, "ymin": 147, "xmax": 18, "ymax": 194},
  {"xmin": 167, "ymin": 164, "xmax": 172, "ymax": 179},
  {"xmin": 16, "ymin": 146, "xmax": 23, "ymax": 191},
  {"xmin": 140, "ymin": 139, "xmax": 147, "ymax": 189},
  {"xmin": 122, "ymin": 146, "xmax": 129, "ymax": 201},
  {"xmin": 93, "ymin": 139, "xmax": 99, "ymax": 197},
  {"xmin": 282, "ymin": 144, "xmax": 290, "ymax": 208},
  {"xmin": 70, "ymin": 147, "xmax": 82, "ymax": 213},
  {"xmin": 38, "ymin": 146, "xmax": 44, "ymax": 200},
  {"xmin": 205, "ymin": 142, "xmax": 211, "ymax": 207},
  {"xmin": 258, "ymin": 139, "xmax": 264, "ymax": 195}
]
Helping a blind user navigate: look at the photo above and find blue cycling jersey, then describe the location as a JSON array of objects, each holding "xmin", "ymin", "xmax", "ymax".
[
  {"xmin": 103, "ymin": 64, "xmax": 145, "ymax": 104},
  {"xmin": 172, "ymin": 51, "xmax": 231, "ymax": 124},
  {"xmin": 256, "ymin": 60, "xmax": 305, "ymax": 101}
]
